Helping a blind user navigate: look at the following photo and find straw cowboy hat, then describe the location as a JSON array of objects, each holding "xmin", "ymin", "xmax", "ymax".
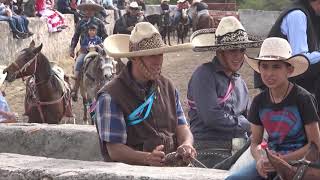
[
  {"xmin": 77, "ymin": 2, "xmax": 104, "ymax": 12},
  {"xmin": 246, "ymin": 37, "xmax": 309, "ymax": 77},
  {"xmin": 161, "ymin": 0, "xmax": 170, "ymax": 3},
  {"xmin": 177, "ymin": 0, "xmax": 186, "ymax": 3},
  {"xmin": 0, "ymin": 65, "xmax": 7, "ymax": 87},
  {"xmin": 104, "ymin": 22, "xmax": 193, "ymax": 58},
  {"xmin": 192, "ymin": 0, "xmax": 202, "ymax": 4},
  {"xmin": 190, "ymin": 16, "xmax": 262, "ymax": 52}
]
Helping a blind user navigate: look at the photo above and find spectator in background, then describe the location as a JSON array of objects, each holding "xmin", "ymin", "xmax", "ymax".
[
  {"xmin": 35, "ymin": 0, "xmax": 68, "ymax": 32},
  {"xmin": 0, "ymin": 66, "xmax": 16, "ymax": 123},
  {"xmin": 173, "ymin": 0, "xmax": 190, "ymax": 26},
  {"xmin": 135, "ymin": 0, "xmax": 145, "ymax": 11},
  {"xmin": 57, "ymin": 0, "xmax": 80, "ymax": 24}
]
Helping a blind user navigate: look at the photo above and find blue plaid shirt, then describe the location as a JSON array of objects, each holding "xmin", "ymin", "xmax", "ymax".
[
  {"xmin": 0, "ymin": 94, "xmax": 10, "ymax": 122},
  {"xmin": 96, "ymin": 89, "xmax": 188, "ymax": 144}
]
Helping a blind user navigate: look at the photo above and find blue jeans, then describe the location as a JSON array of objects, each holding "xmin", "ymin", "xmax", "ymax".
[
  {"xmin": 74, "ymin": 53, "xmax": 86, "ymax": 72},
  {"xmin": 0, "ymin": 15, "xmax": 21, "ymax": 33},
  {"xmin": 12, "ymin": 15, "xmax": 29, "ymax": 33},
  {"xmin": 226, "ymin": 161, "xmax": 264, "ymax": 180},
  {"xmin": 173, "ymin": 10, "xmax": 192, "ymax": 26}
]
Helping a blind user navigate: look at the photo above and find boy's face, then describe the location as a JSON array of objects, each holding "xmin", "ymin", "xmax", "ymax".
[
  {"xmin": 88, "ymin": 28, "xmax": 97, "ymax": 37},
  {"xmin": 259, "ymin": 61, "xmax": 294, "ymax": 88}
]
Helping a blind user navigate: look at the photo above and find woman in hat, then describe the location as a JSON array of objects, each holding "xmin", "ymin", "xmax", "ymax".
[
  {"xmin": 0, "ymin": 66, "xmax": 16, "ymax": 123},
  {"xmin": 35, "ymin": 0, "xmax": 67, "ymax": 32},
  {"xmin": 95, "ymin": 22, "xmax": 196, "ymax": 166},
  {"xmin": 226, "ymin": 37, "xmax": 320, "ymax": 179},
  {"xmin": 187, "ymin": 16, "xmax": 262, "ymax": 168}
]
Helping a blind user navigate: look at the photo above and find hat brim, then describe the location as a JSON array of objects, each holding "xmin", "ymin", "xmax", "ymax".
[
  {"xmin": 77, "ymin": 4, "xmax": 104, "ymax": 12},
  {"xmin": 104, "ymin": 34, "xmax": 193, "ymax": 58},
  {"xmin": 191, "ymin": 28, "xmax": 263, "ymax": 52},
  {"xmin": 0, "ymin": 65, "xmax": 7, "ymax": 86},
  {"xmin": 245, "ymin": 54, "xmax": 309, "ymax": 77}
]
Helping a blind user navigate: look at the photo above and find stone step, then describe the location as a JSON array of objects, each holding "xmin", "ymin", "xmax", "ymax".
[{"xmin": 0, "ymin": 153, "xmax": 228, "ymax": 180}]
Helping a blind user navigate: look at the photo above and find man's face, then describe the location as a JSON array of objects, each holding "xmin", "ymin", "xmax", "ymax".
[
  {"xmin": 129, "ymin": 7, "xmax": 140, "ymax": 16},
  {"xmin": 218, "ymin": 49, "xmax": 246, "ymax": 73},
  {"xmin": 84, "ymin": 9, "xmax": 95, "ymax": 17},
  {"xmin": 310, "ymin": 0, "xmax": 320, "ymax": 15},
  {"xmin": 136, "ymin": 54, "xmax": 163, "ymax": 80}
]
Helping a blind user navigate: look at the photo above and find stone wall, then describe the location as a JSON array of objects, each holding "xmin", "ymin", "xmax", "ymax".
[
  {"xmin": 0, "ymin": 11, "xmax": 115, "ymax": 65},
  {"xmin": 0, "ymin": 123, "xmax": 103, "ymax": 161},
  {"xmin": 0, "ymin": 153, "xmax": 228, "ymax": 180}
]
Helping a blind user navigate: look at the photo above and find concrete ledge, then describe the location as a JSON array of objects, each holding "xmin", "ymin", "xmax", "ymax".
[
  {"xmin": 0, "ymin": 153, "xmax": 228, "ymax": 180},
  {"xmin": 0, "ymin": 123, "xmax": 103, "ymax": 161}
]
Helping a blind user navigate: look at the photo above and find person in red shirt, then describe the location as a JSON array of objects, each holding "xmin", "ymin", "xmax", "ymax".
[{"xmin": 173, "ymin": 0, "xmax": 190, "ymax": 26}]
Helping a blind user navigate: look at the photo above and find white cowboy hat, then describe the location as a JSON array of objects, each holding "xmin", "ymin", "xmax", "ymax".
[
  {"xmin": 161, "ymin": 0, "xmax": 170, "ymax": 3},
  {"xmin": 104, "ymin": 22, "xmax": 193, "ymax": 58},
  {"xmin": 190, "ymin": 16, "xmax": 262, "ymax": 52},
  {"xmin": 246, "ymin": 37, "xmax": 309, "ymax": 77},
  {"xmin": 77, "ymin": 3, "xmax": 104, "ymax": 12},
  {"xmin": 177, "ymin": 0, "xmax": 186, "ymax": 3},
  {"xmin": 129, "ymin": 1, "xmax": 140, "ymax": 8},
  {"xmin": 0, "ymin": 65, "xmax": 7, "ymax": 87},
  {"xmin": 192, "ymin": 0, "xmax": 202, "ymax": 4}
]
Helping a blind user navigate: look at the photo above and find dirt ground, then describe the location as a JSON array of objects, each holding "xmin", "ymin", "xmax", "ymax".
[{"xmin": 4, "ymin": 48, "xmax": 260, "ymax": 124}]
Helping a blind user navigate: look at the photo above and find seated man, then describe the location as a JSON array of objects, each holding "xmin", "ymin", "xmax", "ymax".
[
  {"xmin": 0, "ymin": 67, "xmax": 16, "ymax": 123},
  {"xmin": 96, "ymin": 22, "xmax": 196, "ymax": 166},
  {"xmin": 57, "ymin": 0, "xmax": 80, "ymax": 24},
  {"xmin": 187, "ymin": 16, "xmax": 262, "ymax": 168}
]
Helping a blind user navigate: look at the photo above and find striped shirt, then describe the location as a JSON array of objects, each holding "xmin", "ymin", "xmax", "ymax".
[{"xmin": 96, "ymin": 89, "xmax": 188, "ymax": 144}]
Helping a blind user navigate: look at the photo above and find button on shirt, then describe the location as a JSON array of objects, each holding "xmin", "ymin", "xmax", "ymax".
[{"xmin": 187, "ymin": 58, "xmax": 251, "ymax": 141}]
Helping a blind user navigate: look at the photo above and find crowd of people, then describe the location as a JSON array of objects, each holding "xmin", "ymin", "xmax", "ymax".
[{"xmin": 1, "ymin": 0, "xmax": 320, "ymax": 179}]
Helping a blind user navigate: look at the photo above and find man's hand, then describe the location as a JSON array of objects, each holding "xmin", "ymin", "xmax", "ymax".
[
  {"xmin": 176, "ymin": 143, "xmax": 197, "ymax": 163},
  {"xmin": 127, "ymin": 26, "xmax": 134, "ymax": 31},
  {"xmin": 144, "ymin": 145, "xmax": 165, "ymax": 166}
]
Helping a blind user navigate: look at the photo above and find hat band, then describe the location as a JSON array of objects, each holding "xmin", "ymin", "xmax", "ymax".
[
  {"xmin": 129, "ymin": 33, "xmax": 165, "ymax": 52},
  {"xmin": 216, "ymin": 29, "xmax": 249, "ymax": 45},
  {"xmin": 259, "ymin": 55, "xmax": 287, "ymax": 60}
]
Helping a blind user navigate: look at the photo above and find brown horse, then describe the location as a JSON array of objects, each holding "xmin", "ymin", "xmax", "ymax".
[
  {"xmin": 195, "ymin": 14, "xmax": 215, "ymax": 31},
  {"xmin": 266, "ymin": 142, "xmax": 320, "ymax": 180},
  {"xmin": 3, "ymin": 41, "xmax": 72, "ymax": 124},
  {"xmin": 177, "ymin": 8, "xmax": 190, "ymax": 44}
]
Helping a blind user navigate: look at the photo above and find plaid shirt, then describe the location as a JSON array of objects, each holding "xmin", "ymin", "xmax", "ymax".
[
  {"xmin": 0, "ymin": 94, "xmax": 10, "ymax": 122},
  {"xmin": 96, "ymin": 89, "xmax": 188, "ymax": 144}
]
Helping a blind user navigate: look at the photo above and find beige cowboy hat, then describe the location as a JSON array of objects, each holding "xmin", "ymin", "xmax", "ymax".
[
  {"xmin": 77, "ymin": 2, "xmax": 104, "ymax": 12},
  {"xmin": 104, "ymin": 22, "xmax": 193, "ymax": 58},
  {"xmin": 161, "ymin": 0, "xmax": 170, "ymax": 3},
  {"xmin": 0, "ymin": 65, "xmax": 7, "ymax": 87},
  {"xmin": 192, "ymin": 0, "xmax": 202, "ymax": 4},
  {"xmin": 246, "ymin": 37, "xmax": 309, "ymax": 77},
  {"xmin": 190, "ymin": 16, "xmax": 262, "ymax": 52},
  {"xmin": 128, "ymin": 1, "xmax": 141, "ymax": 9},
  {"xmin": 177, "ymin": 0, "xmax": 186, "ymax": 3}
]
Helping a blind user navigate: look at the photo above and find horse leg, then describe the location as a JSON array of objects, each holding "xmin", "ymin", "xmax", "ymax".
[
  {"xmin": 82, "ymin": 98, "xmax": 88, "ymax": 124},
  {"xmin": 168, "ymin": 27, "xmax": 171, "ymax": 46}
]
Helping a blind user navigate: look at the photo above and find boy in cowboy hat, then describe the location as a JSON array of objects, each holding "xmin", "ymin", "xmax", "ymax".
[
  {"xmin": 69, "ymin": 2, "xmax": 108, "ymax": 101},
  {"xmin": 187, "ymin": 16, "xmax": 262, "ymax": 168},
  {"xmin": 96, "ymin": 22, "xmax": 196, "ymax": 166},
  {"xmin": 227, "ymin": 37, "xmax": 320, "ymax": 179},
  {"xmin": 0, "ymin": 66, "xmax": 16, "ymax": 123}
]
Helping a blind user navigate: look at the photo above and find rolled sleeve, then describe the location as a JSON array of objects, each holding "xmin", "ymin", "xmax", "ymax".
[
  {"xmin": 175, "ymin": 89, "xmax": 188, "ymax": 125},
  {"xmin": 96, "ymin": 93, "xmax": 127, "ymax": 144}
]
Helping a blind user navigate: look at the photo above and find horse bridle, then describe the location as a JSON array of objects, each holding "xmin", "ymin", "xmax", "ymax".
[{"xmin": 9, "ymin": 53, "xmax": 39, "ymax": 81}]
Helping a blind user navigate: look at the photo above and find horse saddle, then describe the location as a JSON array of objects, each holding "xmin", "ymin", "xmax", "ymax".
[{"xmin": 266, "ymin": 142, "xmax": 320, "ymax": 180}]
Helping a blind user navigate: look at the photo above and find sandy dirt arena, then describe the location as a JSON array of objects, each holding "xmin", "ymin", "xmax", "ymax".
[{"xmin": 4, "ymin": 48, "xmax": 260, "ymax": 124}]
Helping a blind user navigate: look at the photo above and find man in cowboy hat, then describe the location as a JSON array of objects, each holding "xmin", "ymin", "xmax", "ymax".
[
  {"xmin": 0, "ymin": 66, "xmax": 16, "ymax": 123},
  {"xmin": 96, "ymin": 22, "xmax": 196, "ymax": 166},
  {"xmin": 69, "ymin": 2, "xmax": 108, "ymax": 101},
  {"xmin": 172, "ymin": 0, "xmax": 190, "ymax": 27},
  {"xmin": 227, "ymin": 37, "xmax": 320, "ymax": 180},
  {"xmin": 113, "ymin": 1, "xmax": 145, "ymax": 34},
  {"xmin": 187, "ymin": 16, "xmax": 262, "ymax": 168},
  {"xmin": 254, "ymin": 0, "xmax": 320, "ymax": 112}
]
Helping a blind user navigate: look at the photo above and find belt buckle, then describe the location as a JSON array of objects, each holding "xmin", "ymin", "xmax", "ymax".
[{"xmin": 232, "ymin": 138, "xmax": 246, "ymax": 155}]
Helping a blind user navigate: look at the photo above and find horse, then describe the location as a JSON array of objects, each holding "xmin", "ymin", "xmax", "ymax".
[
  {"xmin": 146, "ymin": 13, "xmax": 173, "ymax": 45},
  {"xmin": 267, "ymin": 142, "xmax": 320, "ymax": 180},
  {"xmin": 3, "ymin": 41, "xmax": 73, "ymax": 124},
  {"xmin": 79, "ymin": 50, "xmax": 116, "ymax": 124},
  {"xmin": 195, "ymin": 14, "xmax": 215, "ymax": 31},
  {"xmin": 177, "ymin": 8, "xmax": 190, "ymax": 44}
]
